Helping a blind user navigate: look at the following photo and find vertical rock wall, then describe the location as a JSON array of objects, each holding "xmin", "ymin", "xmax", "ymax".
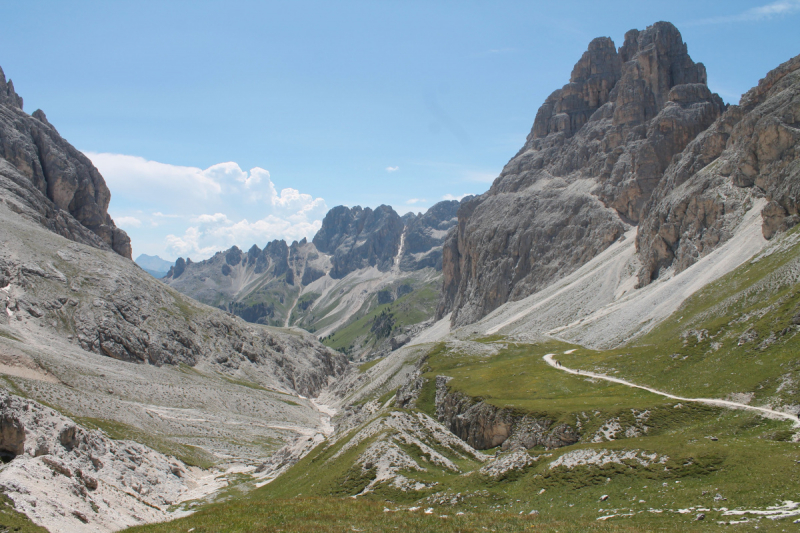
[{"xmin": 0, "ymin": 65, "xmax": 131, "ymax": 258}]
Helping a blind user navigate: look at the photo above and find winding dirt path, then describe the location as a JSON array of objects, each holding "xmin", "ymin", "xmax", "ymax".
[{"xmin": 543, "ymin": 353, "xmax": 800, "ymax": 427}]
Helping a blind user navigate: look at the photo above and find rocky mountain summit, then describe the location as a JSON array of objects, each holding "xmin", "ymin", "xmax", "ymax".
[
  {"xmin": 0, "ymin": 66, "xmax": 131, "ymax": 259},
  {"xmin": 439, "ymin": 22, "xmax": 799, "ymax": 327},
  {"xmin": 313, "ymin": 205, "xmax": 404, "ymax": 278},
  {"xmin": 164, "ymin": 237, "xmax": 329, "ymax": 326}
]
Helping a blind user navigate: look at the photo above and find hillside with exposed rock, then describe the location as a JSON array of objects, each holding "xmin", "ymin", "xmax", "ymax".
[
  {"xmin": 2, "ymin": 19, "xmax": 800, "ymax": 533},
  {"xmin": 438, "ymin": 22, "xmax": 735, "ymax": 326},
  {"xmin": 0, "ymin": 65, "xmax": 353, "ymax": 532}
]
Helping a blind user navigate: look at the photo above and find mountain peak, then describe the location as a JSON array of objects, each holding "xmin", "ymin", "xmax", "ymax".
[{"xmin": 0, "ymin": 63, "xmax": 131, "ymax": 258}]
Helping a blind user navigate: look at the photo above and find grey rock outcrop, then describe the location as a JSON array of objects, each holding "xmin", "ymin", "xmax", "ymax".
[
  {"xmin": 0, "ymin": 67, "xmax": 23, "ymax": 110},
  {"xmin": 165, "ymin": 200, "xmax": 456, "ymax": 339},
  {"xmin": 0, "ymin": 65, "xmax": 131, "ymax": 258},
  {"xmin": 164, "ymin": 238, "xmax": 330, "ymax": 327},
  {"xmin": 637, "ymin": 53, "xmax": 800, "ymax": 283},
  {"xmin": 0, "ymin": 391, "xmax": 220, "ymax": 532},
  {"xmin": 399, "ymin": 199, "xmax": 461, "ymax": 271},
  {"xmin": 313, "ymin": 205, "xmax": 404, "ymax": 278},
  {"xmin": 439, "ymin": 22, "xmax": 726, "ymax": 326},
  {"xmin": 434, "ymin": 376, "xmax": 578, "ymax": 450}
]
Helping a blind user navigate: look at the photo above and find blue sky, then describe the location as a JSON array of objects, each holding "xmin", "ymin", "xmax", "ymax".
[{"xmin": 3, "ymin": 1, "xmax": 799, "ymax": 260}]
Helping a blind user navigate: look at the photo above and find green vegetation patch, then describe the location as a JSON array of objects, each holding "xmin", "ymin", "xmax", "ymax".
[
  {"xmin": 358, "ymin": 358, "xmax": 382, "ymax": 373},
  {"xmin": 322, "ymin": 280, "xmax": 439, "ymax": 356},
  {"xmin": 421, "ymin": 341, "xmax": 672, "ymax": 426},
  {"xmin": 559, "ymin": 225, "xmax": 800, "ymax": 407},
  {"xmin": 122, "ymin": 496, "xmax": 638, "ymax": 533}
]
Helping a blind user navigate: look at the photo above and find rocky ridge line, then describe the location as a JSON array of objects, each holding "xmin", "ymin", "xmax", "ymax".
[
  {"xmin": 439, "ymin": 22, "xmax": 736, "ymax": 326},
  {"xmin": 0, "ymin": 65, "xmax": 131, "ymax": 258},
  {"xmin": 636, "ymin": 52, "xmax": 800, "ymax": 284}
]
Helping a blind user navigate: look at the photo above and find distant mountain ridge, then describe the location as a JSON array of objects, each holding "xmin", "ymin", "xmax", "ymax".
[
  {"xmin": 161, "ymin": 200, "xmax": 463, "ymax": 357},
  {"xmin": 135, "ymin": 254, "xmax": 174, "ymax": 278}
]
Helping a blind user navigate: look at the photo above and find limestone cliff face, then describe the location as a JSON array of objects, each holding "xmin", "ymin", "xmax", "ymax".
[
  {"xmin": 438, "ymin": 22, "xmax": 726, "ymax": 326},
  {"xmin": 637, "ymin": 53, "xmax": 800, "ymax": 284},
  {"xmin": 399, "ymin": 199, "xmax": 461, "ymax": 271},
  {"xmin": 0, "ymin": 66, "xmax": 131, "ymax": 258},
  {"xmin": 313, "ymin": 205, "xmax": 404, "ymax": 278}
]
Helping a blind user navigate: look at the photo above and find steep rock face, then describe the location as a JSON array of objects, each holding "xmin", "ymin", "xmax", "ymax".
[
  {"xmin": 399, "ymin": 199, "xmax": 461, "ymax": 271},
  {"xmin": 439, "ymin": 22, "xmax": 725, "ymax": 326},
  {"xmin": 313, "ymin": 205, "xmax": 403, "ymax": 278},
  {"xmin": 637, "ymin": 53, "xmax": 800, "ymax": 283},
  {"xmin": 435, "ymin": 377, "xmax": 578, "ymax": 450},
  {"xmin": 0, "ymin": 66, "xmax": 131, "ymax": 258}
]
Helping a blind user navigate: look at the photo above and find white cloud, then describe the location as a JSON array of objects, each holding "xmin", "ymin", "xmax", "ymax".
[
  {"xmin": 192, "ymin": 213, "xmax": 230, "ymax": 224},
  {"xmin": 86, "ymin": 152, "xmax": 222, "ymax": 200},
  {"xmin": 406, "ymin": 198, "xmax": 426, "ymax": 204},
  {"xmin": 442, "ymin": 193, "xmax": 471, "ymax": 201},
  {"xmin": 165, "ymin": 227, "xmax": 219, "ymax": 258},
  {"xmin": 165, "ymin": 216, "xmax": 323, "ymax": 258},
  {"xmin": 88, "ymin": 152, "xmax": 327, "ymax": 260},
  {"xmin": 210, "ymin": 216, "xmax": 322, "ymax": 246},
  {"xmin": 386, "ymin": 166, "xmax": 399, "ymax": 172},
  {"xmin": 690, "ymin": 0, "xmax": 800, "ymax": 24},
  {"xmin": 115, "ymin": 216, "xmax": 142, "ymax": 228}
]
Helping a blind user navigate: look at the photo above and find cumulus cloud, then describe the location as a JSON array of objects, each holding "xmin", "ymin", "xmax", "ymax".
[
  {"xmin": 442, "ymin": 193, "xmax": 471, "ymax": 201},
  {"xmin": 690, "ymin": 0, "xmax": 800, "ymax": 24},
  {"xmin": 87, "ymin": 153, "xmax": 222, "ymax": 200},
  {"xmin": 89, "ymin": 152, "xmax": 327, "ymax": 260},
  {"xmin": 406, "ymin": 198, "xmax": 426, "ymax": 204},
  {"xmin": 192, "ymin": 213, "xmax": 230, "ymax": 224},
  {"xmin": 386, "ymin": 166, "xmax": 399, "ymax": 172},
  {"xmin": 115, "ymin": 216, "xmax": 142, "ymax": 228},
  {"xmin": 165, "ymin": 215, "xmax": 323, "ymax": 258}
]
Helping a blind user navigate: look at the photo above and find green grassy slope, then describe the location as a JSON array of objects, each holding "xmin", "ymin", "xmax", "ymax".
[
  {"xmin": 321, "ymin": 280, "xmax": 439, "ymax": 357},
  {"xmin": 559, "ymin": 226, "xmax": 800, "ymax": 409}
]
